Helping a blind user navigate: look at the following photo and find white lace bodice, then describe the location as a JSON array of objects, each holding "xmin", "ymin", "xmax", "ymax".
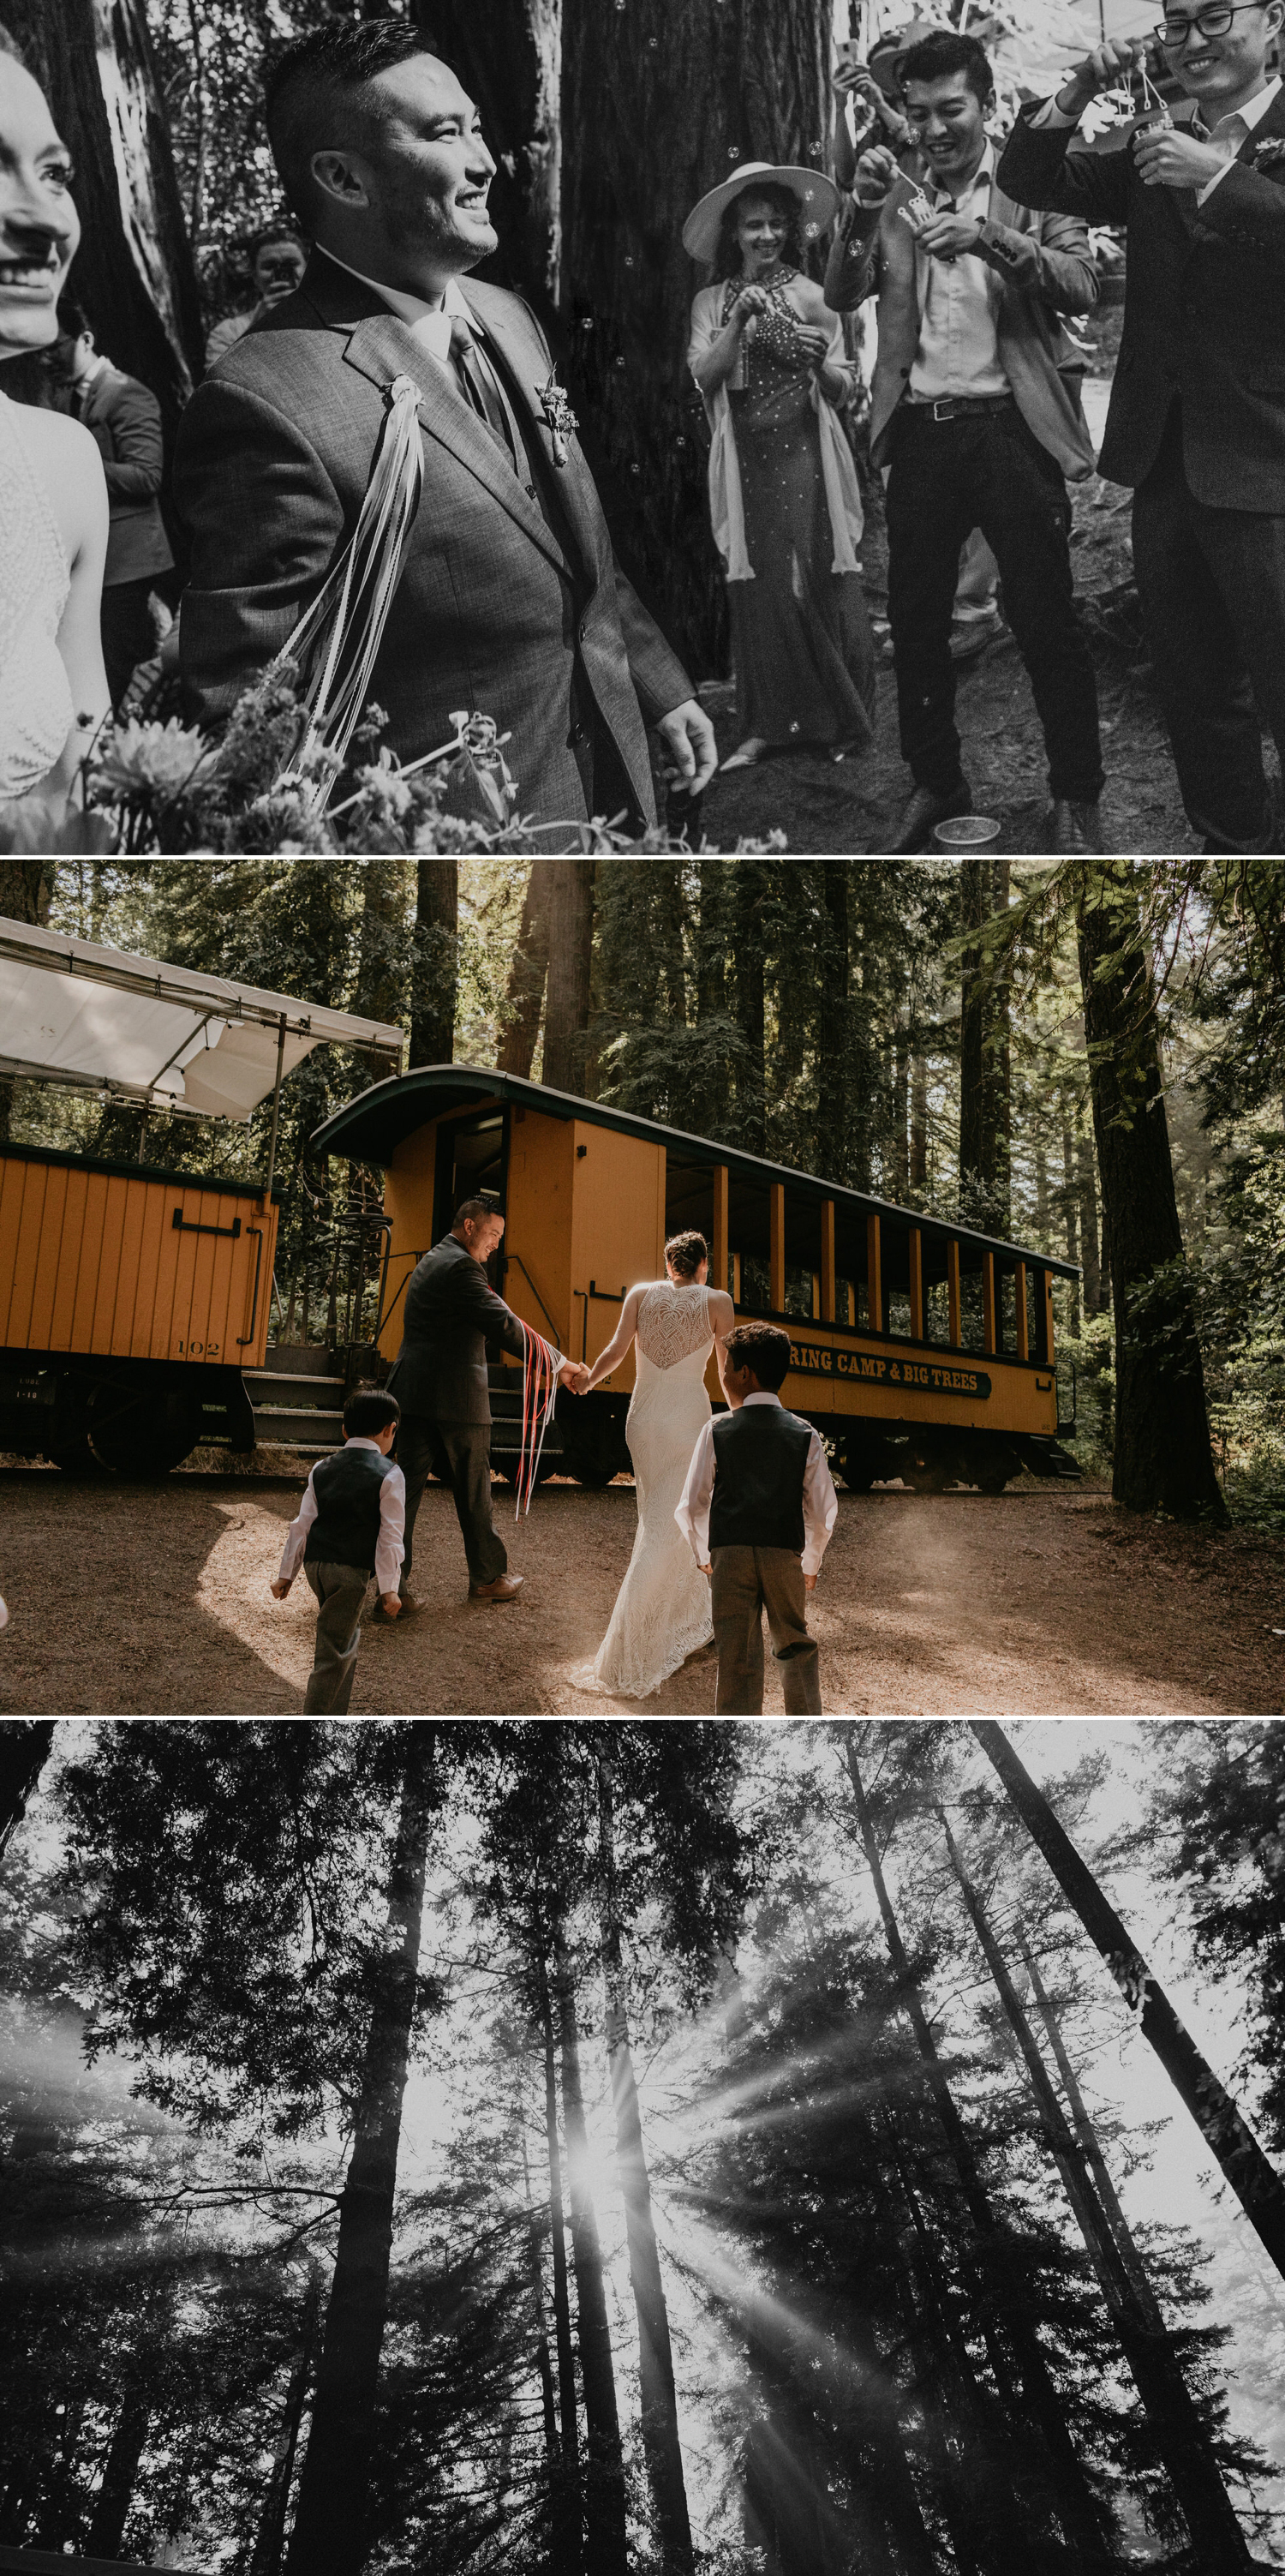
[
  {"xmin": 577, "ymin": 1280, "xmax": 714, "ymax": 1700},
  {"xmin": 0, "ymin": 388, "xmax": 74, "ymax": 800},
  {"xmin": 636, "ymin": 1280, "xmax": 714, "ymax": 1373}
]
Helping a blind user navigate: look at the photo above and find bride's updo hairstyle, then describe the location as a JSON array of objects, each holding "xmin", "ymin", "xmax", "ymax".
[{"xmin": 665, "ymin": 1230, "xmax": 708, "ymax": 1280}]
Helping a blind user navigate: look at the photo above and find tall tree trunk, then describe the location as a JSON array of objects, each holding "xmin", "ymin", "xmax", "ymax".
[
  {"xmin": 1076, "ymin": 1127, "xmax": 1102, "ymax": 1315},
  {"xmin": 1061, "ymin": 1117, "xmax": 1082, "ymax": 1333},
  {"xmin": 555, "ymin": 1935, "xmax": 628, "ymax": 2576},
  {"xmin": 543, "ymin": 860, "xmax": 595, "ymax": 1095},
  {"xmin": 847, "ymin": 2299, "xmax": 936, "ymax": 2576},
  {"xmin": 1074, "ymin": 864, "xmax": 1222, "ymax": 1516},
  {"xmin": 352, "ymin": 860, "xmax": 407, "ymax": 1043},
  {"xmin": 842, "ymin": 1734, "xmax": 1115, "ymax": 2572},
  {"xmin": 535, "ymin": 1944, "xmax": 582, "ymax": 2561},
  {"xmin": 409, "ymin": 0, "xmax": 561, "ymax": 312},
  {"xmin": 251, "ymin": 2273, "xmax": 321, "ymax": 2576},
  {"xmin": 499, "ymin": 863, "xmax": 553, "ymax": 1078},
  {"xmin": 409, "ymin": 861, "xmax": 458, "ymax": 1067},
  {"xmin": 971, "ymin": 1720, "xmax": 1285, "ymax": 2280},
  {"xmin": 989, "ymin": 860, "xmax": 1013, "ymax": 1230},
  {"xmin": 285, "ymin": 1728, "xmax": 437, "ymax": 2576},
  {"xmin": 5, "ymin": 0, "xmax": 202, "ymax": 440},
  {"xmin": 910, "ymin": 1048, "xmax": 929, "ymax": 1194},
  {"xmin": 695, "ymin": 860, "xmax": 732, "ymax": 1143},
  {"xmin": 0, "ymin": 1722, "xmax": 57, "ymax": 1867},
  {"xmin": 958, "ymin": 859, "xmax": 991, "ymax": 1199},
  {"xmin": 596, "ymin": 1756, "xmax": 695, "ymax": 2574},
  {"xmin": 818, "ymin": 861, "xmax": 850, "ymax": 1182},
  {"xmin": 890, "ymin": 1013, "xmax": 911, "ymax": 1200},
  {"xmin": 1015, "ymin": 1936, "xmax": 1150, "ymax": 2303},
  {"xmin": 941, "ymin": 1818, "xmax": 1254, "ymax": 2574},
  {"xmin": 86, "ymin": 2388, "xmax": 149, "ymax": 2556},
  {"xmin": 559, "ymin": 0, "xmax": 831, "ymax": 674},
  {"xmin": 519, "ymin": 2112, "xmax": 571, "ymax": 2566},
  {"xmin": 734, "ymin": 860, "xmax": 767, "ymax": 1155}
]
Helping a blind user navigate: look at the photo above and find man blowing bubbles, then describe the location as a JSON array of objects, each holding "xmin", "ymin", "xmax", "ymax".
[{"xmin": 999, "ymin": 0, "xmax": 1285, "ymax": 854}]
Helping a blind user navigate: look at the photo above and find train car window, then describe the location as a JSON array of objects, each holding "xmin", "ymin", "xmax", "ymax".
[
  {"xmin": 783, "ymin": 1187, "xmax": 822, "ymax": 1318},
  {"xmin": 958, "ymin": 1262, "xmax": 985, "ymax": 1352},
  {"xmin": 728, "ymin": 1173, "xmax": 772, "ymax": 1311},
  {"xmin": 925, "ymin": 1275, "xmax": 949, "ymax": 1344},
  {"xmin": 433, "ymin": 1111, "xmax": 506, "ymax": 1251},
  {"xmin": 665, "ymin": 1153, "xmax": 714, "ymax": 1248}
]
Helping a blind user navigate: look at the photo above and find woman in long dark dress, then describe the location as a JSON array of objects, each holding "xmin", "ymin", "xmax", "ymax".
[{"xmin": 685, "ymin": 163, "xmax": 876, "ymax": 770}]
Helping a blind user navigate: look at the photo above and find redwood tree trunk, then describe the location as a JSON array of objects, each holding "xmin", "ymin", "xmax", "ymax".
[
  {"xmin": 535, "ymin": 1946, "xmax": 582, "ymax": 2565},
  {"xmin": 559, "ymin": 0, "xmax": 832, "ymax": 674},
  {"xmin": 5, "ymin": 0, "xmax": 203, "ymax": 437},
  {"xmin": 86, "ymin": 2389, "xmax": 149, "ymax": 2557},
  {"xmin": 971, "ymin": 1720, "xmax": 1285, "ymax": 2280},
  {"xmin": 958, "ymin": 858, "xmax": 990, "ymax": 1197},
  {"xmin": 409, "ymin": 860, "xmax": 458, "ymax": 1067},
  {"xmin": 818, "ymin": 862, "xmax": 850, "ymax": 1183},
  {"xmin": 251, "ymin": 2273, "xmax": 321, "ymax": 2576},
  {"xmin": 1075, "ymin": 864, "xmax": 1222, "ymax": 1515},
  {"xmin": 542, "ymin": 860, "xmax": 595, "ymax": 1094},
  {"xmin": 843, "ymin": 1735, "xmax": 1114, "ymax": 2573},
  {"xmin": 597, "ymin": 1757, "xmax": 695, "ymax": 2574},
  {"xmin": 499, "ymin": 862, "xmax": 553, "ymax": 1078},
  {"xmin": 0, "ymin": 1722, "xmax": 57, "ymax": 1868},
  {"xmin": 941, "ymin": 1812, "xmax": 1254, "ymax": 2574},
  {"xmin": 284, "ymin": 1729, "xmax": 437, "ymax": 2576},
  {"xmin": 409, "ymin": 0, "xmax": 561, "ymax": 314},
  {"xmin": 556, "ymin": 1937, "xmax": 628, "ymax": 2576}
]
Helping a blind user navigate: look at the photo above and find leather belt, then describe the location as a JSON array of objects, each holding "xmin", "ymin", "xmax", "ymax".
[{"xmin": 913, "ymin": 393, "xmax": 1016, "ymax": 422}]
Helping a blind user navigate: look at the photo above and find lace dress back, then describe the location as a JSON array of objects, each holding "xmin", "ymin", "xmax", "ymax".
[
  {"xmin": 585, "ymin": 1281, "xmax": 716, "ymax": 1698},
  {"xmin": 0, "ymin": 388, "xmax": 74, "ymax": 801}
]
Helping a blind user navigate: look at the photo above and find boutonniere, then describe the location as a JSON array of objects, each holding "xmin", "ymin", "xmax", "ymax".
[
  {"xmin": 1252, "ymin": 135, "xmax": 1285, "ymax": 167},
  {"xmin": 535, "ymin": 369, "xmax": 577, "ymax": 467}
]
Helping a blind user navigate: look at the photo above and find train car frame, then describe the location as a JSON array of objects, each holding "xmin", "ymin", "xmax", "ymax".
[{"xmin": 313, "ymin": 1067, "xmax": 1082, "ymax": 1496}]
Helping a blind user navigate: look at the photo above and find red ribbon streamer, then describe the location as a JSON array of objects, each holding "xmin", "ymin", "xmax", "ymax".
[{"xmin": 516, "ymin": 1322, "xmax": 561, "ymax": 1515}]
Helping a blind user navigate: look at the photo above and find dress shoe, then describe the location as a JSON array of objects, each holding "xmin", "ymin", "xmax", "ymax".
[
  {"xmin": 469, "ymin": 1572, "xmax": 524, "ymax": 1603},
  {"xmin": 1049, "ymin": 799, "xmax": 1104, "ymax": 854},
  {"xmin": 886, "ymin": 780, "xmax": 972, "ymax": 854},
  {"xmin": 949, "ymin": 606, "xmax": 1004, "ymax": 662},
  {"xmin": 372, "ymin": 1592, "xmax": 418, "ymax": 1622}
]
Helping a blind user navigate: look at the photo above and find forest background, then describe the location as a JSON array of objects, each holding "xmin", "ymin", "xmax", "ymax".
[
  {"xmin": 2, "ymin": 1716, "xmax": 1284, "ymax": 2576},
  {"xmin": 0, "ymin": 850, "xmax": 1282, "ymax": 1528}
]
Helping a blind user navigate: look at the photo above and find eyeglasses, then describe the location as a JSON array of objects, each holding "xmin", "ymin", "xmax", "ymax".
[{"xmin": 1154, "ymin": 4, "xmax": 1264, "ymax": 45}]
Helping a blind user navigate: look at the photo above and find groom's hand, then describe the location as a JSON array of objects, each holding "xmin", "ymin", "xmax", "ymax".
[
  {"xmin": 698, "ymin": 1563, "xmax": 712, "ymax": 1580},
  {"xmin": 656, "ymin": 699, "xmax": 718, "ymax": 796},
  {"xmin": 558, "ymin": 1359, "xmax": 589, "ymax": 1393}
]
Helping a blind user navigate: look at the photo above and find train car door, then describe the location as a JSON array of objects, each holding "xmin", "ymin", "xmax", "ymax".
[{"xmin": 432, "ymin": 1111, "xmax": 508, "ymax": 1289}]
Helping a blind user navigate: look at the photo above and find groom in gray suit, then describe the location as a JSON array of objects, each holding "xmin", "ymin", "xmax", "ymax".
[{"xmin": 174, "ymin": 18, "xmax": 716, "ymax": 837}]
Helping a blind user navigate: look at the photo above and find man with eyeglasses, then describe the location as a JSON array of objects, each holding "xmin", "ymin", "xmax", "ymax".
[{"xmin": 999, "ymin": 0, "xmax": 1285, "ymax": 852}]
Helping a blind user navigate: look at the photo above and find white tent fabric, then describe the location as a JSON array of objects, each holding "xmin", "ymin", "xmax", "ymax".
[{"xmin": 0, "ymin": 918, "xmax": 403, "ymax": 1121}]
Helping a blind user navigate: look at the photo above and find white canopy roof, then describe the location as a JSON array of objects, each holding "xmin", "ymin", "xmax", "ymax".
[{"xmin": 0, "ymin": 917, "xmax": 403, "ymax": 1123}]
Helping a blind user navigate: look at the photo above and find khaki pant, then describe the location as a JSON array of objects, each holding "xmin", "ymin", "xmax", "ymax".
[
  {"xmin": 303, "ymin": 1561, "xmax": 373, "ymax": 1714},
  {"xmin": 709, "ymin": 1546, "xmax": 822, "ymax": 1716}
]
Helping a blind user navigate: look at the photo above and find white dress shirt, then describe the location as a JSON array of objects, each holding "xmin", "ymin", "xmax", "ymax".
[
  {"xmin": 909, "ymin": 141, "xmax": 1012, "ymax": 402},
  {"xmin": 320, "ymin": 250, "xmax": 477, "ymax": 363},
  {"xmin": 675, "ymin": 1393, "xmax": 840, "ymax": 1579},
  {"xmin": 1033, "ymin": 75, "xmax": 1281, "ymax": 202},
  {"xmin": 278, "ymin": 1438, "xmax": 406, "ymax": 1598}
]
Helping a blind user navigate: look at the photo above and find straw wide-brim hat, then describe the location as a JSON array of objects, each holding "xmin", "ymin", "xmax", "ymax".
[{"xmin": 681, "ymin": 162, "xmax": 842, "ymax": 266}]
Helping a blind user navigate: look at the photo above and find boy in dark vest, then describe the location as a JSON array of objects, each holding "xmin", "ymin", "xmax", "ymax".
[
  {"xmin": 272, "ymin": 1385, "xmax": 405, "ymax": 1713},
  {"xmin": 675, "ymin": 1322, "xmax": 838, "ymax": 1716}
]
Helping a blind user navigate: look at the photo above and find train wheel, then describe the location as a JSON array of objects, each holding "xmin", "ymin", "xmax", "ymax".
[
  {"xmin": 47, "ymin": 1429, "xmax": 102, "ymax": 1476},
  {"xmin": 840, "ymin": 1449, "xmax": 876, "ymax": 1492},
  {"xmin": 87, "ymin": 1384, "xmax": 201, "ymax": 1477},
  {"xmin": 908, "ymin": 1459, "xmax": 951, "ymax": 1495},
  {"xmin": 974, "ymin": 1462, "xmax": 1012, "ymax": 1495}
]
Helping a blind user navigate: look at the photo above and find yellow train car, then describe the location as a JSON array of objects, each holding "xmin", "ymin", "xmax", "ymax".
[
  {"xmin": 313, "ymin": 1067, "xmax": 1081, "ymax": 1495},
  {"xmin": 0, "ymin": 1143, "xmax": 278, "ymax": 1472}
]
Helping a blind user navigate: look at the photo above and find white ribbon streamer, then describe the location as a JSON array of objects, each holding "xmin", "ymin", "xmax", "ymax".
[{"xmin": 278, "ymin": 372, "xmax": 425, "ymax": 811}]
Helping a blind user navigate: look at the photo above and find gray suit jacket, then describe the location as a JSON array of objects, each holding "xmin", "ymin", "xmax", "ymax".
[
  {"xmin": 173, "ymin": 252, "xmax": 694, "ymax": 830},
  {"xmin": 387, "ymin": 1235, "xmax": 527, "ymax": 1425},
  {"xmin": 79, "ymin": 364, "xmax": 174, "ymax": 587}
]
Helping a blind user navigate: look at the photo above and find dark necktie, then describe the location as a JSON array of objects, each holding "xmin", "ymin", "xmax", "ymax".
[{"xmin": 448, "ymin": 313, "xmax": 522, "ymax": 477}]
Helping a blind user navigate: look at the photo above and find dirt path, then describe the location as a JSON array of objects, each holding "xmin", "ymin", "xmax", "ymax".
[{"xmin": 2, "ymin": 1468, "xmax": 1281, "ymax": 1718}]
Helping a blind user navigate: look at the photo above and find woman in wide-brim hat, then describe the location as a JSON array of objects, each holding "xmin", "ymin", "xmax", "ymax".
[{"xmin": 685, "ymin": 162, "xmax": 876, "ymax": 771}]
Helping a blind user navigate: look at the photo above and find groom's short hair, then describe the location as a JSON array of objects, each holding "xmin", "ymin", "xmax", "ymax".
[
  {"xmin": 264, "ymin": 20, "xmax": 454, "ymax": 226},
  {"xmin": 725, "ymin": 1322, "xmax": 792, "ymax": 1393}
]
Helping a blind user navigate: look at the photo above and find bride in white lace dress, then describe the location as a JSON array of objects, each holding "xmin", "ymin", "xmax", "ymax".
[
  {"xmin": 572, "ymin": 1230, "xmax": 735, "ymax": 1701},
  {"xmin": 0, "ymin": 33, "xmax": 110, "ymax": 839}
]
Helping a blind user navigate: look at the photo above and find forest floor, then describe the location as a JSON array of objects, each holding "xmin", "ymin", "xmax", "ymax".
[
  {"xmin": 2, "ymin": 1462, "xmax": 1282, "ymax": 1719},
  {"xmin": 692, "ymin": 308, "xmax": 1233, "ymax": 858}
]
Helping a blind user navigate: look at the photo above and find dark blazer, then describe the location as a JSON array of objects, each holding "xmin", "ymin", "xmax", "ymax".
[
  {"xmin": 387, "ymin": 1234, "xmax": 527, "ymax": 1424},
  {"xmin": 173, "ymin": 252, "xmax": 694, "ymax": 831},
  {"xmin": 78, "ymin": 363, "xmax": 174, "ymax": 587},
  {"xmin": 998, "ymin": 93, "xmax": 1285, "ymax": 505}
]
